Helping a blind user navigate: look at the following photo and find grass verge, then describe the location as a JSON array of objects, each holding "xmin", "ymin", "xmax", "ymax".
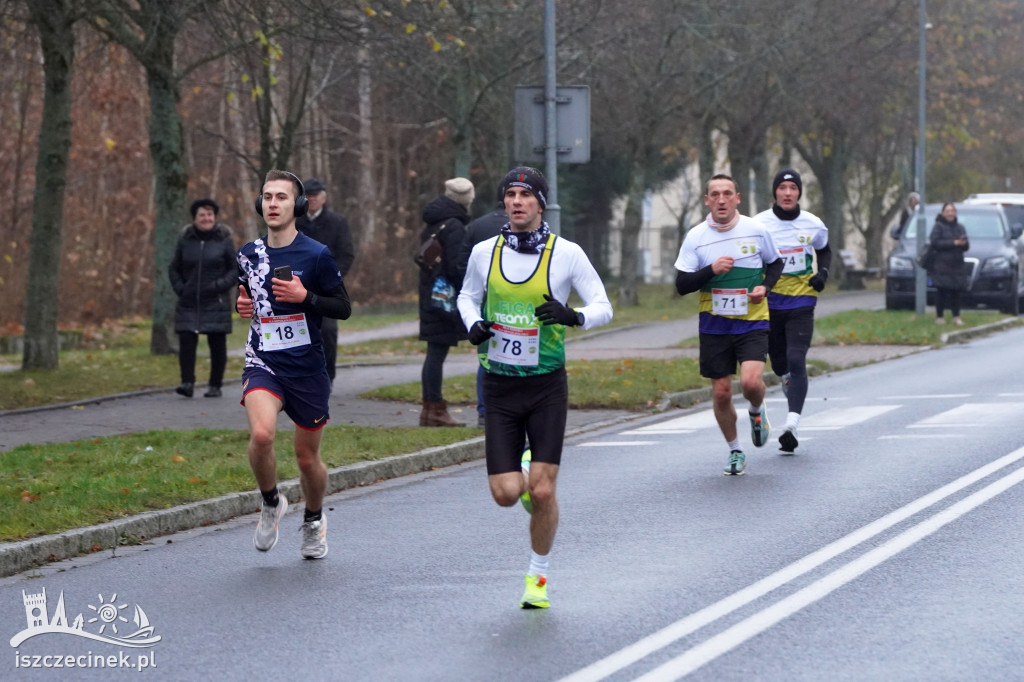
[
  {"xmin": 0, "ymin": 424, "xmax": 474, "ymax": 542},
  {"xmin": 363, "ymin": 357, "xmax": 706, "ymax": 411}
]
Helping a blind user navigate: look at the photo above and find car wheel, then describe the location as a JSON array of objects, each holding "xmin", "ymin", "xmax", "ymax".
[{"xmin": 885, "ymin": 293, "xmax": 912, "ymax": 311}]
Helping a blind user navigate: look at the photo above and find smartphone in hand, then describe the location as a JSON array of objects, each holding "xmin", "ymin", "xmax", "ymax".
[{"xmin": 273, "ymin": 265, "xmax": 292, "ymax": 281}]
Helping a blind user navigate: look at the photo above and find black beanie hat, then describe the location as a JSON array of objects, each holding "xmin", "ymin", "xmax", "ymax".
[
  {"xmin": 190, "ymin": 198, "xmax": 220, "ymax": 218},
  {"xmin": 499, "ymin": 166, "xmax": 549, "ymax": 210},
  {"xmin": 772, "ymin": 169, "xmax": 802, "ymax": 199}
]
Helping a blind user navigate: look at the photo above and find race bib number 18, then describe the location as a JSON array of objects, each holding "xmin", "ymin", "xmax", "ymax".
[
  {"xmin": 487, "ymin": 323, "xmax": 540, "ymax": 366},
  {"xmin": 711, "ymin": 288, "xmax": 748, "ymax": 316},
  {"xmin": 260, "ymin": 313, "xmax": 312, "ymax": 351}
]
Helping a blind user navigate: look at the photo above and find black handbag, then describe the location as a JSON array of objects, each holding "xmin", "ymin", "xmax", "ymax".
[
  {"xmin": 917, "ymin": 244, "xmax": 935, "ymax": 271},
  {"xmin": 414, "ymin": 222, "xmax": 448, "ymax": 271}
]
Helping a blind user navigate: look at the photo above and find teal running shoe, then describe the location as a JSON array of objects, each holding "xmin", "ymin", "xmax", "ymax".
[
  {"xmin": 724, "ymin": 450, "xmax": 746, "ymax": 476},
  {"xmin": 750, "ymin": 406, "xmax": 770, "ymax": 448}
]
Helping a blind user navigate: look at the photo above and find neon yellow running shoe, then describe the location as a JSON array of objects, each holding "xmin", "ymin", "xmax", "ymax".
[
  {"xmin": 520, "ymin": 447, "xmax": 532, "ymax": 514},
  {"xmin": 520, "ymin": 573, "xmax": 549, "ymax": 609}
]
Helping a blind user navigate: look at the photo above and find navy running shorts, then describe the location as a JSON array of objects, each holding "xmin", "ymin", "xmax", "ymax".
[{"xmin": 241, "ymin": 367, "xmax": 331, "ymax": 430}]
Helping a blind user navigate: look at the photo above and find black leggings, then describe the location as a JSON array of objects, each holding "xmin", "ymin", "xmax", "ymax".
[
  {"xmin": 178, "ymin": 332, "xmax": 227, "ymax": 387},
  {"xmin": 768, "ymin": 306, "xmax": 814, "ymax": 414},
  {"xmin": 935, "ymin": 288, "xmax": 962, "ymax": 318},
  {"xmin": 421, "ymin": 341, "xmax": 451, "ymax": 401}
]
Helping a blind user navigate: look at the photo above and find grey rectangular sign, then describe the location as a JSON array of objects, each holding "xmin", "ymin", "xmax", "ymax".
[{"xmin": 513, "ymin": 86, "xmax": 591, "ymax": 164}]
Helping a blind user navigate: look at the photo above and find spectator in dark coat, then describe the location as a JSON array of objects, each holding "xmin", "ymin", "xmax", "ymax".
[
  {"xmin": 297, "ymin": 177, "xmax": 356, "ymax": 386},
  {"xmin": 418, "ymin": 177, "xmax": 473, "ymax": 426},
  {"xmin": 928, "ymin": 202, "xmax": 969, "ymax": 326},
  {"xmin": 457, "ymin": 184, "xmax": 507, "ymax": 427},
  {"xmin": 169, "ymin": 198, "xmax": 238, "ymax": 397}
]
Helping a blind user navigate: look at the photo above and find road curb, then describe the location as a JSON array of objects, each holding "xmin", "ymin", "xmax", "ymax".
[
  {"xmin": 0, "ymin": 416, "xmax": 640, "ymax": 579},
  {"xmin": 940, "ymin": 316, "xmax": 1023, "ymax": 344}
]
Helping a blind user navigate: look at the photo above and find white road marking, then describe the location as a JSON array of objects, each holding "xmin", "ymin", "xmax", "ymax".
[
  {"xmin": 908, "ymin": 403, "xmax": 1019, "ymax": 428},
  {"xmin": 621, "ymin": 411, "xmax": 719, "ymax": 435},
  {"xmin": 635, "ymin": 461, "xmax": 1024, "ymax": 681},
  {"xmin": 881, "ymin": 394, "xmax": 971, "ymax": 400},
  {"xmin": 558, "ymin": 446, "xmax": 1024, "ymax": 682},
  {"xmin": 798, "ymin": 405, "xmax": 900, "ymax": 431},
  {"xmin": 579, "ymin": 442, "xmax": 660, "ymax": 447}
]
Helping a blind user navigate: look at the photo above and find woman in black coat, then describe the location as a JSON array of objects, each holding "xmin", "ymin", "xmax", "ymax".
[
  {"xmin": 168, "ymin": 199, "xmax": 238, "ymax": 397},
  {"xmin": 928, "ymin": 202, "xmax": 970, "ymax": 325},
  {"xmin": 417, "ymin": 178, "xmax": 472, "ymax": 426}
]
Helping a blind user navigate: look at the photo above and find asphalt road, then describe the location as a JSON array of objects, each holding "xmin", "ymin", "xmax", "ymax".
[{"xmin": 2, "ymin": 324, "xmax": 1022, "ymax": 680}]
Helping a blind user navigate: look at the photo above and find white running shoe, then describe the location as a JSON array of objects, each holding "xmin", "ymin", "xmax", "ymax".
[
  {"xmin": 254, "ymin": 494, "xmax": 288, "ymax": 552},
  {"xmin": 300, "ymin": 515, "xmax": 328, "ymax": 559}
]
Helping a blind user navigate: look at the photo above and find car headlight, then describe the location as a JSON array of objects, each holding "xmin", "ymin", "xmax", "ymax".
[
  {"xmin": 888, "ymin": 255, "xmax": 915, "ymax": 273},
  {"xmin": 981, "ymin": 256, "xmax": 1011, "ymax": 273}
]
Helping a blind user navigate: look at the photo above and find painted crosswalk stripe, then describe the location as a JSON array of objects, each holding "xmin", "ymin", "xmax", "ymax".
[
  {"xmin": 799, "ymin": 405, "xmax": 901, "ymax": 431},
  {"xmin": 908, "ymin": 403, "xmax": 1020, "ymax": 429}
]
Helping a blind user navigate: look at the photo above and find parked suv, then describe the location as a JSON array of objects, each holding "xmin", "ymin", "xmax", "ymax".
[
  {"xmin": 963, "ymin": 193, "xmax": 1024, "ymax": 233},
  {"xmin": 885, "ymin": 202, "xmax": 1024, "ymax": 314}
]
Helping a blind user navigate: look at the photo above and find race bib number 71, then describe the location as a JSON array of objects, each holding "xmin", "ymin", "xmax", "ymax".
[{"xmin": 711, "ymin": 288, "xmax": 748, "ymax": 316}]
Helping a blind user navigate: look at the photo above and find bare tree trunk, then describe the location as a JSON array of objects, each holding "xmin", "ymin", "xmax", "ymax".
[
  {"xmin": 22, "ymin": 0, "xmax": 76, "ymax": 370},
  {"xmin": 356, "ymin": 22, "xmax": 377, "ymax": 246},
  {"xmin": 617, "ymin": 161, "xmax": 645, "ymax": 307},
  {"xmin": 146, "ymin": 64, "xmax": 189, "ymax": 355}
]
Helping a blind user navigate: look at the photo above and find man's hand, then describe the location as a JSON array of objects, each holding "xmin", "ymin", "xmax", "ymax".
[
  {"xmin": 468, "ymin": 320, "xmax": 495, "ymax": 345},
  {"xmin": 808, "ymin": 270, "xmax": 828, "ymax": 292},
  {"xmin": 748, "ymin": 285, "xmax": 767, "ymax": 304},
  {"xmin": 236, "ymin": 285, "xmax": 253, "ymax": 318},
  {"xmin": 712, "ymin": 256, "xmax": 735, "ymax": 275},
  {"xmin": 535, "ymin": 294, "xmax": 580, "ymax": 326},
  {"xmin": 271, "ymin": 276, "xmax": 307, "ymax": 304}
]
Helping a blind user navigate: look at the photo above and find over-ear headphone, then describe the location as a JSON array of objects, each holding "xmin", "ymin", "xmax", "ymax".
[{"xmin": 254, "ymin": 171, "xmax": 309, "ymax": 218}]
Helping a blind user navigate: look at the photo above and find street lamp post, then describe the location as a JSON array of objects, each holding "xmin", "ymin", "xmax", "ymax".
[{"xmin": 914, "ymin": 0, "xmax": 928, "ymax": 314}]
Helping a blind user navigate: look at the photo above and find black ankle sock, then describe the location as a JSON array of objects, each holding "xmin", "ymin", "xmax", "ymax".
[
  {"xmin": 304, "ymin": 508, "xmax": 322, "ymax": 523},
  {"xmin": 261, "ymin": 487, "xmax": 279, "ymax": 507}
]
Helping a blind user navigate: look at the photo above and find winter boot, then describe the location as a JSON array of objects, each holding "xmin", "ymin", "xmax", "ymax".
[{"xmin": 421, "ymin": 400, "xmax": 465, "ymax": 427}]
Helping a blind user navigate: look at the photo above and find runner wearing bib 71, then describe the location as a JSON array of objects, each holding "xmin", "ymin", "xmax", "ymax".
[{"xmin": 674, "ymin": 173, "xmax": 783, "ymax": 476}]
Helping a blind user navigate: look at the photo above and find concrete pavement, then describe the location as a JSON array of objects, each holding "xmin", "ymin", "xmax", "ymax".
[{"xmin": 0, "ymin": 289, "xmax": 982, "ymax": 577}]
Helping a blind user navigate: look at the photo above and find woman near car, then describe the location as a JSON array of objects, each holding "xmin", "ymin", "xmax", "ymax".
[{"xmin": 928, "ymin": 202, "xmax": 970, "ymax": 325}]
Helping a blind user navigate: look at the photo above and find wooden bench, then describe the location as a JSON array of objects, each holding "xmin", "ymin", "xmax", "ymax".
[{"xmin": 838, "ymin": 249, "xmax": 880, "ymax": 290}]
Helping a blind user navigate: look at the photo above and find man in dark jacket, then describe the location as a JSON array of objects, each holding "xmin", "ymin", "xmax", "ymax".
[
  {"xmin": 457, "ymin": 184, "xmax": 507, "ymax": 427},
  {"xmin": 418, "ymin": 177, "xmax": 472, "ymax": 427},
  {"xmin": 297, "ymin": 178, "xmax": 356, "ymax": 386}
]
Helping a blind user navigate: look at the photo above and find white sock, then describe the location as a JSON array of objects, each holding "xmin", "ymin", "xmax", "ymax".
[
  {"xmin": 727, "ymin": 438, "xmax": 741, "ymax": 452},
  {"xmin": 528, "ymin": 551, "xmax": 549, "ymax": 578},
  {"xmin": 748, "ymin": 402, "xmax": 762, "ymax": 415},
  {"xmin": 786, "ymin": 412, "xmax": 800, "ymax": 432}
]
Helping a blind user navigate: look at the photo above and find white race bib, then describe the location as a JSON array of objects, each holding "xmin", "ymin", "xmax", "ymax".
[
  {"xmin": 780, "ymin": 247, "xmax": 806, "ymax": 274},
  {"xmin": 711, "ymin": 288, "xmax": 748, "ymax": 316},
  {"xmin": 260, "ymin": 313, "xmax": 312, "ymax": 351},
  {"xmin": 487, "ymin": 323, "xmax": 540, "ymax": 366}
]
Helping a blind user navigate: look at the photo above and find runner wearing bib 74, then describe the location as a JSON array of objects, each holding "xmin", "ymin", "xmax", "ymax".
[{"xmin": 754, "ymin": 168, "xmax": 831, "ymax": 454}]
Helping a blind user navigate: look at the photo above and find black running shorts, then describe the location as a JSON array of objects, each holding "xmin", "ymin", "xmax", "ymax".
[
  {"xmin": 481, "ymin": 367, "xmax": 569, "ymax": 475},
  {"xmin": 698, "ymin": 330, "xmax": 769, "ymax": 379}
]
